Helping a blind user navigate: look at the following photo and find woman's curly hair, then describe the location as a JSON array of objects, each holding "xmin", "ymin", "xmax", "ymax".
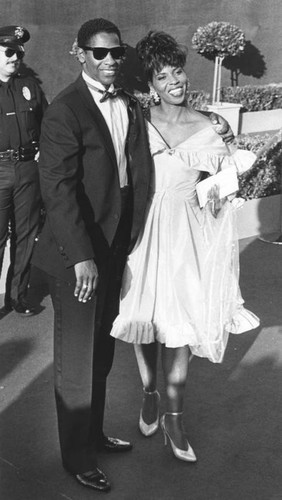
[{"xmin": 136, "ymin": 31, "xmax": 187, "ymax": 81}]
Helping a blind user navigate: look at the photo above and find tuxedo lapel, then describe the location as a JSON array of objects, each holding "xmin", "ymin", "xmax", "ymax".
[
  {"xmin": 125, "ymin": 94, "xmax": 152, "ymax": 248},
  {"xmin": 75, "ymin": 75, "xmax": 117, "ymax": 167}
]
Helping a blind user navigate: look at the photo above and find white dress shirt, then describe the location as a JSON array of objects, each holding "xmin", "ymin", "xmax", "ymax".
[{"xmin": 82, "ymin": 71, "xmax": 129, "ymax": 187}]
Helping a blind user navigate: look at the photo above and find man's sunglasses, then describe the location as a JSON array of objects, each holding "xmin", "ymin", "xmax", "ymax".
[
  {"xmin": 0, "ymin": 47, "xmax": 25, "ymax": 59},
  {"xmin": 81, "ymin": 46, "xmax": 126, "ymax": 60}
]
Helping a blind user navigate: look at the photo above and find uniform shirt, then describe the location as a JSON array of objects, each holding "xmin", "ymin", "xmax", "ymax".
[
  {"xmin": 0, "ymin": 74, "xmax": 48, "ymax": 150},
  {"xmin": 82, "ymin": 71, "xmax": 129, "ymax": 187}
]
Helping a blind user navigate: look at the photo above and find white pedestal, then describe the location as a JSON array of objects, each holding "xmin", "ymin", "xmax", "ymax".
[
  {"xmin": 239, "ymin": 109, "xmax": 282, "ymax": 134},
  {"xmin": 236, "ymin": 194, "xmax": 282, "ymax": 239}
]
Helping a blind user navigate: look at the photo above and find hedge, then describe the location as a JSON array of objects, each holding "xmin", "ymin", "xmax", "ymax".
[
  {"xmin": 221, "ymin": 84, "xmax": 282, "ymax": 112},
  {"xmin": 236, "ymin": 130, "xmax": 282, "ymax": 199}
]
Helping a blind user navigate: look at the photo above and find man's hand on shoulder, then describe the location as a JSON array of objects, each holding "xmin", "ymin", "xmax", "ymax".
[
  {"xmin": 209, "ymin": 112, "xmax": 235, "ymax": 144},
  {"xmin": 74, "ymin": 259, "xmax": 99, "ymax": 303}
]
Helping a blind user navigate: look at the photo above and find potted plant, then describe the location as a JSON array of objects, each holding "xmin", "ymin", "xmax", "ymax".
[{"xmin": 192, "ymin": 21, "xmax": 246, "ymax": 133}]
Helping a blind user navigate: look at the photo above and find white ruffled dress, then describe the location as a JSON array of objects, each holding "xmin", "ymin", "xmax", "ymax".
[{"xmin": 110, "ymin": 123, "xmax": 260, "ymax": 363}]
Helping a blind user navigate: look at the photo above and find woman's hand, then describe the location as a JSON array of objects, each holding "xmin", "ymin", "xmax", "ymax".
[
  {"xmin": 207, "ymin": 185, "xmax": 227, "ymax": 218},
  {"xmin": 74, "ymin": 259, "xmax": 99, "ymax": 302},
  {"xmin": 209, "ymin": 112, "xmax": 235, "ymax": 144}
]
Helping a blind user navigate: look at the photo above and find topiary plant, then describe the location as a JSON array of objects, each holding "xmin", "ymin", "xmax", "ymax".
[{"xmin": 192, "ymin": 21, "xmax": 246, "ymax": 104}]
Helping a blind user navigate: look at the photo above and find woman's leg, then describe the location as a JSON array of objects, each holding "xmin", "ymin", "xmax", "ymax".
[
  {"xmin": 134, "ymin": 343, "xmax": 158, "ymax": 390},
  {"xmin": 161, "ymin": 345, "xmax": 190, "ymax": 449},
  {"xmin": 134, "ymin": 343, "xmax": 159, "ymax": 425}
]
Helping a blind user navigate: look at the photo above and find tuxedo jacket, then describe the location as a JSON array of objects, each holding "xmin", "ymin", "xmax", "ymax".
[{"xmin": 32, "ymin": 74, "xmax": 152, "ymax": 281}]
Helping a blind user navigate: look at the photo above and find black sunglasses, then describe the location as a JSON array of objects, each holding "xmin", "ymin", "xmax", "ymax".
[
  {"xmin": 81, "ymin": 46, "xmax": 126, "ymax": 60},
  {"xmin": 2, "ymin": 47, "xmax": 25, "ymax": 60}
]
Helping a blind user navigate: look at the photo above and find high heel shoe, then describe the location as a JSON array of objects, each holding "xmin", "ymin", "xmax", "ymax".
[
  {"xmin": 160, "ymin": 412, "xmax": 197, "ymax": 462},
  {"xmin": 139, "ymin": 388, "xmax": 160, "ymax": 437}
]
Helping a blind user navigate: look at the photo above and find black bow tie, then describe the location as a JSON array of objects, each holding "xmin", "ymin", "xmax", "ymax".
[
  {"xmin": 87, "ymin": 82, "xmax": 122, "ymax": 102},
  {"xmin": 100, "ymin": 88, "xmax": 123, "ymax": 102}
]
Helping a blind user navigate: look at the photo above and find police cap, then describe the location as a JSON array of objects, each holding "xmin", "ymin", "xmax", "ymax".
[{"xmin": 0, "ymin": 25, "xmax": 30, "ymax": 50}]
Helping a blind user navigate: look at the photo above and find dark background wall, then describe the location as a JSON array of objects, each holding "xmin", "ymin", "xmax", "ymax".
[{"xmin": 1, "ymin": 0, "xmax": 281, "ymax": 102}]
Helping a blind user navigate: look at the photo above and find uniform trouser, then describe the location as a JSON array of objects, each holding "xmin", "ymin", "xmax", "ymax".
[
  {"xmin": 0, "ymin": 159, "xmax": 41, "ymax": 303},
  {"xmin": 46, "ymin": 189, "xmax": 132, "ymax": 474}
]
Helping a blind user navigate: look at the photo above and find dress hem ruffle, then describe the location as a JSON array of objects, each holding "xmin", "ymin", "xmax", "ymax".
[
  {"xmin": 226, "ymin": 307, "xmax": 260, "ymax": 334},
  {"xmin": 110, "ymin": 306, "xmax": 260, "ymax": 351},
  {"xmin": 111, "ymin": 317, "xmax": 198, "ymax": 348}
]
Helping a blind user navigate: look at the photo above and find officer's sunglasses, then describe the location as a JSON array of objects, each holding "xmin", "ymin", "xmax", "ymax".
[
  {"xmin": 81, "ymin": 46, "xmax": 126, "ymax": 60},
  {"xmin": 0, "ymin": 47, "xmax": 25, "ymax": 59}
]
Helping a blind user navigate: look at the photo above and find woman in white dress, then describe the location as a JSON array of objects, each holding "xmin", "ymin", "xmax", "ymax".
[{"xmin": 110, "ymin": 31, "xmax": 260, "ymax": 462}]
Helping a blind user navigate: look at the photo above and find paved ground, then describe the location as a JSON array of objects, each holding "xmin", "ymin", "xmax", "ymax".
[{"xmin": 0, "ymin": 236, "xmax": 282, "ymax": 500}]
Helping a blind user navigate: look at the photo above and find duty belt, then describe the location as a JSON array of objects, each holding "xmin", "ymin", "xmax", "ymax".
[{"xmin": 0, "ymin": 143, "xmax": 39, "ymax": 162}]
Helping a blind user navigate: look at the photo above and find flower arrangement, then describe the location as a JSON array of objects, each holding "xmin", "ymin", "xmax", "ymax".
[{"xmin": 192, "ymin": 22, "xmax": 246, "ymax": 103}]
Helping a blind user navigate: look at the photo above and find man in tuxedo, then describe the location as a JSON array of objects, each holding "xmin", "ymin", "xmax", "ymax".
[
  {"xmin": 32, "ymin": 17, "xmax": 234, "ymax": 493},
  {"xmin": 32, "ymin": 18, "xmax": 152, "ymax": 492}
]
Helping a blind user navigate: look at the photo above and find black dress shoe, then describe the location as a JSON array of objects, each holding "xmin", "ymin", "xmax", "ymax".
[
  {"xmin": 11, "ymin": 300, "xmax": 36, "ymax": 317},
  {"xmin": 75, "ymin": 467, "xmax": 111, "ymax": 492},
  {"xmin": 99, "ymin": 436, "xmax": 133, "ymax": 453}
]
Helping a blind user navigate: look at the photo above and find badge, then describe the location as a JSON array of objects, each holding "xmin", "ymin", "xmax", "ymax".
[
  {"xmin": 22, "ymin": 86, "xmax": 31, "ymax": 101},
  {"xmin": 15, "ymin": 27, "xmax": 24, "ymax": 39}
]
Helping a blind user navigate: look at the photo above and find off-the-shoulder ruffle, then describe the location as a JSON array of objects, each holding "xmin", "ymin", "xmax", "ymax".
[
  {"xmin": 147, "ymin": 120, "xmax": 256, "ymax": 175},
  {"xmin": 151, "ymin": 147, "xmax": 256, "ymax": 176}
]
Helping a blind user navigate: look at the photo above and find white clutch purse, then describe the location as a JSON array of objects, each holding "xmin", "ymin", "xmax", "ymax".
[{"xmin": 196, "ymin": 166, "xmax": 239, "ymax": 208}]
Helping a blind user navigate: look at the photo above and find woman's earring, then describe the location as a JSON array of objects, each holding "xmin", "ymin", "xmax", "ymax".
[
  {"xmin": 185, "ymin": 78, "xmax": 191, "ymax": 96},
  {"xmin": 184, "ymin": 78, "xmax": 191, "ymax": 105},
  {"xmin": 149, "ymin": 87, "xmax": 161, "ymax": 105}
]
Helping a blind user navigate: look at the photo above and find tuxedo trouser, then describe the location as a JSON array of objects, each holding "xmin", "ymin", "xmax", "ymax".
[
  {"xmin": 47, "ymin": 187, "xmax": 132, "ymax": 474},
  {"xmin": 0, "ymin": 159, "xmax": 41, "ymax": 303}
]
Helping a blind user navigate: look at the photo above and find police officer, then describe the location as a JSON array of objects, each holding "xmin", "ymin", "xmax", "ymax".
[{"xmin": 0, "ymin": 25, "xmax": 48, "ymax": 316}]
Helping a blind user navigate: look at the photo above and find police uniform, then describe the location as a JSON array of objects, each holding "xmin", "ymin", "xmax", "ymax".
[{"xmin": 0, "ymin": 26, "xmax": 48, "ymax": 315}]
